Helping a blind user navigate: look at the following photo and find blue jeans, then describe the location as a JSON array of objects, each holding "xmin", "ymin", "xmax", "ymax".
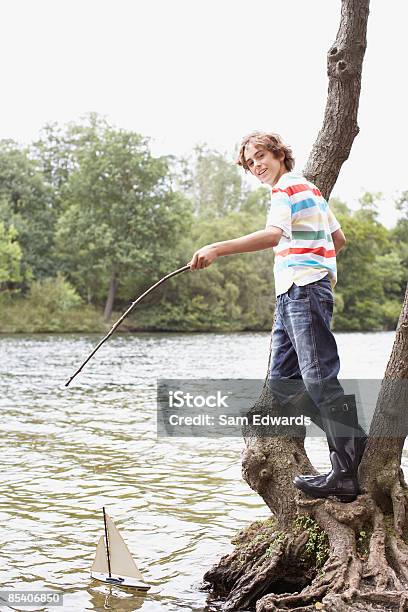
[{"xmin": 268, "ymin": 276, "xmax": 344, "ymax": 412}]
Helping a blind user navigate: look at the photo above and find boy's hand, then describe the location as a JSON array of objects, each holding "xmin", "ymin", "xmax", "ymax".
[{"xmin": 189, "ymin": 245, "xmax": 218, "ymax": 270}]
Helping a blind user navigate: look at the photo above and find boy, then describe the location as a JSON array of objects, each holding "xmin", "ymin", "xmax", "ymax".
[{"xmin": 189, "ymin": 131, "xmax": 367, "ymax": 503}]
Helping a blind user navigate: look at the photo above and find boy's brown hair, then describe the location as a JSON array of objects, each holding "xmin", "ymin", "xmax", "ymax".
[{"xmin": 236, "ymin": 131, "xmax": 295, "ymax": 173}]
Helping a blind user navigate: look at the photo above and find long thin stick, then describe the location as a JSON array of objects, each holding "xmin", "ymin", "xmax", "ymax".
[{"xmin": 65, "ymin": 264, "xmax": 190, "ymax": 386}]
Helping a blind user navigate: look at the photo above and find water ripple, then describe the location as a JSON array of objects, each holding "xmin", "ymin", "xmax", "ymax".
[{"xmin": 0, "ymin": 331, "xmax": 399, "ymax": 611}]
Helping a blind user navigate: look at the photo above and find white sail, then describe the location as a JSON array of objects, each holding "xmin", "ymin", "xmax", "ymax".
[
  {"xmin": 91, "ymin": 535, "xmax": 109, "ymax": 573},
  {"xmin": 106, "ymin": 514, "xmax": 145, "ymax": 581},
  {"xmin": 90, "ymin": 511, "xmax": 150, "ymax": 590}
]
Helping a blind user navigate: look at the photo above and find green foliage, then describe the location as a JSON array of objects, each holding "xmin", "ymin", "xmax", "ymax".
[
  {"xmin": 293, "ymin": 516, "xmax": 329, "ymax": 569},
  {"xmin": 0, "ymin": 222, "xmax": 22, "ymax": 286},
  {"xmin": 0, "ymin": 274, "xmax": 103, "ymax": 333},
  {"xmin": 230, "ymin": 517, "xmax": 279, "ymax": 567},
  {"xmin": 390, "ymin": 217, "xmax": 408, "ymax": 300},
  {"xmin": 0, "ymin": 118, "xmax": 406, "ymax": 333},
  {"xmin": 53, "ymin": 114, "xmax": 192, "ymax": 315},
  {"xmin": 28, "ymin": 273, "xmax": 82, "ymax": 311},
  {"xmin": 240, "ymin": 186, "xmax": 271, "ymax": 215},
  {"xmin": 264, "ymin": 532, "xmax": 285, "ymax": 557},
  {"xmin": 356, "ymin": 527, "xmax": 372, "ymax": 559},
  {"xmin": 127, "ymin": 209, "xmax": 275, "ymax": 331},
  {"xmin": 180, "ymin": 144, "xmax": 247, "ymax": 218},
  {"xmin": 32, "ymin": 122, "xmax": 75, "ymax": 195},
  {"xmin": 0, "ymin": 140, "xmax": 56, "ymax": 281},
  {"xmin": 356, "ymin": 190, "xmax": 382, "ymax": 223},
  {"xmin": 328, "ymin": 197, "xmax": 351, "ymax": 217},
  {"xmin": 394, "ymin": 190, "xmax": 408, "ymax": 217},
  {"xmin": 333, "ymin": 196, "xmax": 402, "ymax": 331}
]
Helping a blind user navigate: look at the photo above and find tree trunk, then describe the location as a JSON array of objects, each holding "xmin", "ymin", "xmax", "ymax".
[
  {"xmin": 203, "ymin": 1, "xmax": 408, "ymax": 609},
  {"xmin": 303, "ymin": 0, "xmax": 370, "ymax": 201},
  {"xmin": 103, "ymin": 270, "xmax": 118, "ymax": 321}
]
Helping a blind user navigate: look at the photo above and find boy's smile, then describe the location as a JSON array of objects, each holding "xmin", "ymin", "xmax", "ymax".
[{"xmin": 244, "ymin": 142, "xmax": 287, "ymax": 187}]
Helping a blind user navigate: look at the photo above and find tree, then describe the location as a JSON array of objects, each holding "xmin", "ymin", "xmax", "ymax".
[
  {"xmin": 54, "ymin": 115, "xmax": 192, "ymax": 319},
  {"xmin": 391, "ymin": 191, "xmax": 408, "ymax": 299},
  {"xmin": 333, "ymin": 196, "xmax": 399, "ymax": 331},
  {"xmin": 0, "ymin": 222, "xmax": 22, "ymax": 287},
  {"xmin": 395, "ymin": 190, "xmax": 408, "ymax": 219},
  {"xmin": 180, "ymin": 145, "xmax": 248, "ymax": 218},
  {"xmin": 203, "ymin": 1, "xmax": 408, "ymax": 609},
  {"xmin": 32, "ymin": 122, "xmax": 77, "ymax": 196},
  {"xmin": 131, "ymin": 209, "xmax": 276, "ymax": 332},
  {"xmin": 0, "ymin": 140, "xmax": 56, "ymax": 281}
]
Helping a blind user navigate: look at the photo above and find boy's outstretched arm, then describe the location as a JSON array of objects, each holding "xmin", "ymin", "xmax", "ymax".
[{"xmin": 189, "ymin": 226, "xmax": 283, "ymax": 270}]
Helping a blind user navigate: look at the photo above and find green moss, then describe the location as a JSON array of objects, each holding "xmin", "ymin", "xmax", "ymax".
[
  {"xmin": 293, "ymin": 516, "xmax": 329, "ymax": 569},
  {"xmin": 230, "ymin": 516, "xmax": 281, "ymax": 568},
  {"xmin": 231, "ymin": 516, "xmax": 276, "ymax": 546},
  {"xmin": 356, "ymin": 527, "xmax": 372, "ymax": 559},
  {"xmin": 265, "ymin": 532, "xmax": 285, "ymax": 558},
  {"xmin": 253, "ymin": 533, "xmax": 269, "ymax": 544},
  {"xmin": 235, "ymin": 553, "xmax": 246, "ymax": 567}
]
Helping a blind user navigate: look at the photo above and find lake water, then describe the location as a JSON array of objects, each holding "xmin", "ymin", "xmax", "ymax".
[{"xmin": 0, "ymin": 331, "xmax": 401, "ymax": 611}]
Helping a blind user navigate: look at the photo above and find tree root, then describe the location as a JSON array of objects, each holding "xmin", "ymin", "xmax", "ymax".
[
  {"xmin": 204, "ymin": 493, "xmax": 408, "ymax": 611},
  {"xmin": 203, "ymin": 518, "xmax": 314, "ymax": 611}
]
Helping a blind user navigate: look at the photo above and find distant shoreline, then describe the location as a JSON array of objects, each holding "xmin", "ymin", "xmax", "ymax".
[{"xmin": 0, "ymin": 307, "xmax": 396, "ymax": 336}]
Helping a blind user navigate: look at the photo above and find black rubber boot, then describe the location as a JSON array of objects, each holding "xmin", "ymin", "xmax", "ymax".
[
  {"xmin": 293, "ymin": 448, "xmax": 360, "ymax": 502},
  {"xmin": 300, "ymin": 434, "xmax": 367, "ymax": 484},
  {"xmin": 293, "ymin": 394, "xmax": 365, "ymax": 503},
  {"xmin": 292, "ymin": 391, "xmax": 367, "ymax": 482},
  {"xmin": 298, "ymin": 394, "xmax": 367, "ymax": 484}
]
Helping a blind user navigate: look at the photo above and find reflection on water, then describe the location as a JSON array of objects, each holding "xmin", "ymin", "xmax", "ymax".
[{"xmin": 0, "ymin": 331, "xmax": 401, "ymax": 611}]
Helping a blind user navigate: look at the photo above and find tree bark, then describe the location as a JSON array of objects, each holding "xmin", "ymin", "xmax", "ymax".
[
  {"xmin": 103, "ymin": 270, "xmax": 118, "ymax": 321},
  {"xmin": 303, "ymin": 0, "xmax": 370, "ymax": 201},
  {"xmin": 203, "ymin": 1, "xmax": 408, "ymax": 609}
]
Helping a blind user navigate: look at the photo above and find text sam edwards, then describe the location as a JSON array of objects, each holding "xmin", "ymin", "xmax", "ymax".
[{"xmin": 168, "ymin": 414, "xmax": 312, "ymax": 426}]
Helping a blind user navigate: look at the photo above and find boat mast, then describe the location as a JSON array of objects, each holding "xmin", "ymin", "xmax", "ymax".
[{"xmin": 102, "ymin": 507, "xmax": 112, "ymax": 578}]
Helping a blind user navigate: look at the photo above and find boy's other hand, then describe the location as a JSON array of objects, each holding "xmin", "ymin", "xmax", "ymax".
[{"xmin": 189, "ymin": 245, "xmax": 218, "ymax": 270}]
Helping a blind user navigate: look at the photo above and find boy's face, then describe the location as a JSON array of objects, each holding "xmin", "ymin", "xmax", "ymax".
[{"xmin": 244, "ymin": 142, "xmax": 287, "ymax": 187}]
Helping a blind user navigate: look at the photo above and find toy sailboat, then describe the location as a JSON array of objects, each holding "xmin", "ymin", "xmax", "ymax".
[{"xmin": 91, "ymin": 507, "xmax": 150, "ymax": 591}]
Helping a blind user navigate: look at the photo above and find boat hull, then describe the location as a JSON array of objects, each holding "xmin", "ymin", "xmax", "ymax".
[{"xmin": 91, "ymin": 571, "xmax": 150, "ymax": 591}]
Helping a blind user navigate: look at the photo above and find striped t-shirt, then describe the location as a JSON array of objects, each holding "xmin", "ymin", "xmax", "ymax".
[{"xmin": 265, "ymin": 171, "xmax": 340, "ymax": 297}]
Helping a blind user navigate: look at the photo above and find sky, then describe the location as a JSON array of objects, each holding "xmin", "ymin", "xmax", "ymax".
[{"xmin": 0, "ymin": 0, "xmax": 407, "ymax": 227}]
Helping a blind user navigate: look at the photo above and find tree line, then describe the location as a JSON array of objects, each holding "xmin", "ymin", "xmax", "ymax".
[{"xmin": 0, "ymin": 114, "xmax": 406, "ymax": 333}]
